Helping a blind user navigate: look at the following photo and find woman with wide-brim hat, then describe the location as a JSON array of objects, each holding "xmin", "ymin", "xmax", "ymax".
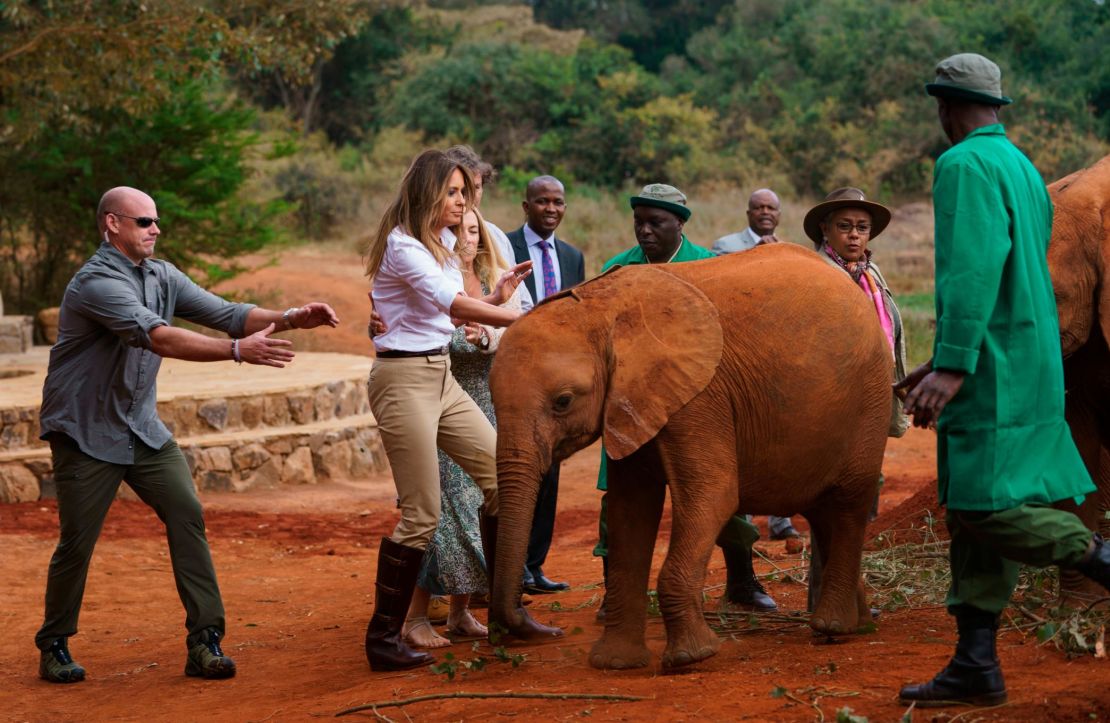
[
  {"xmin": 803, "ymin": 187, "xmax": 907, "ymax": 415},
  {"xmin": 801, "ymin": 187, "xmax": 909, "ymax": 608}
]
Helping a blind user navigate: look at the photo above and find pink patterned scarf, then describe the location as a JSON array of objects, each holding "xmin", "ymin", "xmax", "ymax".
[{"xmin": 824, "ymin": 244, "xmax": 895, "ymax": 353}]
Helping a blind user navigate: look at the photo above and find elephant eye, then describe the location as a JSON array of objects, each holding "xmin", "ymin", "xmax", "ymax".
[{"xmin": 553, "ymin": 393, "xmax": 573, "ymax": 413}]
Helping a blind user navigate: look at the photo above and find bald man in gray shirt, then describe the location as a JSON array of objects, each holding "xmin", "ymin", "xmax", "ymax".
[{"xmin": 35, "ymin": 186, "xmax": 339, "ymax": 684}]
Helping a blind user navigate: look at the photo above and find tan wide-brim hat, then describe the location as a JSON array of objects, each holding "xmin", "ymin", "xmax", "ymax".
[{"xmin": 802, "ymin": 187, "xmax": 892, "ymax": 246}]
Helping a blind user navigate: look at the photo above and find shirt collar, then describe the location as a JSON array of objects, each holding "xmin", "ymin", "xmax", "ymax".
[
  {"xmin": 97, "ymin": 240, "xmax": 153, "ymax": 274},
  {"xmin": 524, "ymin": 223, "xmax": 555, "ymax": 247},
  {"xmin": 966, "ymin": 123, "xmax": 1006, "ymax": 140},
  {"xmin": 637, "ymin": 234, "xmax": 688, "ymax": 264},
  {"xmin": 439, "ymin": 226, "xmax": 457, "ymax": 251}
]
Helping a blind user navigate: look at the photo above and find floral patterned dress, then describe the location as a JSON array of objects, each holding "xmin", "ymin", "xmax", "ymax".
[{"xmin": 416, "ymin": 282, "xmax": 520, "ymax": 595}]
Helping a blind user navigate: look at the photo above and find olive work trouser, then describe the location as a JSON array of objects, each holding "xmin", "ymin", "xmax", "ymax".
[
  {"xmin": 35, "ymin": 434, "xmax": 225, "ymax": 651},
  {"xmin": 946, "ymin": 504, "xmax": 1093, "ymax": 614},
  {"xmin": 592, "ymin": 492, "xmax": 760, "ymax": 558}
]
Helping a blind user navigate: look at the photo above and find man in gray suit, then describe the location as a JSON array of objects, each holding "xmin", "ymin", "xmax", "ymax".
[
  {"xmin": 711, "ymin": 188, "xmax": 782, "ymax": 254},
  {"xmin": 506, "ymin": 175, "xmax": 585, "ymax": 593}
]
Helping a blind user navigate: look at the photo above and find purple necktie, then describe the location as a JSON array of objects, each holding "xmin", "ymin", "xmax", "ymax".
[{"xmin": 539, "ymin": 240, "xmax": 558, "ymax": 298}]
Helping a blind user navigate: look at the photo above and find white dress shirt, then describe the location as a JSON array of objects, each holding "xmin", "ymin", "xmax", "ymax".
[
  {"xmin": 712, "ymin": 226, "xmax": 762, "ymax": 255},
  {"xmin": 487, "ymin": 220, "xmax": 533, "ymax": 311},
  {"xmin": 372, "ymin": 226, "xmax": 463, "ymax": 352},
  {"xmin": 524, "ymin": 223, "xmax": 561, "ymax": 302}
]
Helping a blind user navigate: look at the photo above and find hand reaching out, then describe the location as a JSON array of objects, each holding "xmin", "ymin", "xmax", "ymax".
[
  {"xmin": 238, "ymin": 323, "xmax": 295, "ymax": 368},
  {"xmin": 291, "ymin": 302, "xmax": 339, "ymax": 330},
  {"xmin": 491, "ymin": 261, "xmax": 533, "ymax": 305}
]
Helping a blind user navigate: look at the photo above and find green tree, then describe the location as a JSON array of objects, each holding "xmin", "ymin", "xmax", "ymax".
[
  {"xmin": 532, "ymin": 0, "xmax": 730, "ymax": 71},
  {"xmin": 0, "ymin": 81, "xmax": 282, "ymax": 313}
]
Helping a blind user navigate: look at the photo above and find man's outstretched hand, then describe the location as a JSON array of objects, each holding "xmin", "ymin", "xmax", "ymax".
[
  {"xmin": 291, "ymin": 302, "xmax": 339, "ymax": 330},
  {"xmin": 239, "ymin": 323, "xmax": 295, "ymax": 367}
]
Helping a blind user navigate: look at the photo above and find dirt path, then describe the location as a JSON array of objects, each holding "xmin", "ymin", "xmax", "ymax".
[{"xmin": 2, "ymin": 428, "xmax": 1108, "ymax": 722}]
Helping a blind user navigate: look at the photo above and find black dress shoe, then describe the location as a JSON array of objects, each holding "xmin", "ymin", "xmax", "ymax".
[{"xmin": 524, "ymin": 574, "xmax": 570, "ymax": 594}]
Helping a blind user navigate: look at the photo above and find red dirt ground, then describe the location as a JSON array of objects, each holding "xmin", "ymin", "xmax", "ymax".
[
  {"xmin": 3, "ymin": 427, "xmax": 1109, "ymax": 722},
  {"xmin": 3, "ymin": 245, "xmax": 1107, "ymax": 720}
]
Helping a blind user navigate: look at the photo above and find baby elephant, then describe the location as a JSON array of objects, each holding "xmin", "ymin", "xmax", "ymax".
[{"xmin": 488, "ymin": 244, "xmax": 890, "ymax": 671}]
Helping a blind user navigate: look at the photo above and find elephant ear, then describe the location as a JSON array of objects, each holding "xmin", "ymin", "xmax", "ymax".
[{"xmin": 600, "ymin": 265, "xmax": 724, "ymax": 460}]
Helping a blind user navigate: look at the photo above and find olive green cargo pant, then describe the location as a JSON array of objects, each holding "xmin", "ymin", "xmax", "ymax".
[
  {"xmin": 946, "ymin": 504, "xmax": 1093, "ymax": 614},
  {"xmin": 35, "ymin": 434, "xmax": 225, "ymax": 651}
]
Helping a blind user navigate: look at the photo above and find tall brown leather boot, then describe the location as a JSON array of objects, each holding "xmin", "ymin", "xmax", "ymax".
[
  {"xmin": 480, "ymin": 509, "xmax": 563, "ymax": 640},
  {"xmin": 365, "ymin": 537, "xmax": 436, "ymax": 671}
]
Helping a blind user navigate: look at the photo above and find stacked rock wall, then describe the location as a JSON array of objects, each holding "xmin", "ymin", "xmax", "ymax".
[{"xmin": 1, "ymin": 376, "xmax": 389, "ymax": 502}]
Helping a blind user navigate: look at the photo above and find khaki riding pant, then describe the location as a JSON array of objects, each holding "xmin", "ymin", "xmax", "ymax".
[{"xmin": 368, "ymin": 353, "xmax": 499, "ymax": 549}]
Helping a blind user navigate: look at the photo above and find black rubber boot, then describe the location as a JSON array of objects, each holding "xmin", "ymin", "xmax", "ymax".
[
  {"xmin": 596, "ymin": 556, "xmax": 608, "ymax": 623},
  {"xmin": 1074, "ymin": 533, "xmax": 1110, "ymax": 591},
  {"xmin": 899, "ymin": 605, "xmax": 1007, "ymax": 707},
  {"xmin": 365, "ymin": 537, "xmax": 436, "ymax": 672},
  {"xmin": 722, "ymin": 541, "xmax": 777, "ymax": 612},
  {"xmin": 481, "ymin": 509, "xmax": 563, "ymax": 640}
]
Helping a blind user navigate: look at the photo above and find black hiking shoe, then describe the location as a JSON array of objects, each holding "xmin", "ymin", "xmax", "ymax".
[
  {"xmin": 186, "ymin": 628, "xmax": 237, "ymax": 679},
  {"xmin": 39, "ymin": 638, "xmax": 86, "ymax": 684}
]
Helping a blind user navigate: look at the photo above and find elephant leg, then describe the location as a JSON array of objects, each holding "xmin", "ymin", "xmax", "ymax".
[
  {"xmin": 807, "ymin": 491, "xmax": 870, "ymax": 636},
  {"xmin": 588, "ymin": 452, "xmax": 664, "ymax": 670},
  {"xmin": 655, "ymin": 456, "xmax": 734, "ymax": 670}
]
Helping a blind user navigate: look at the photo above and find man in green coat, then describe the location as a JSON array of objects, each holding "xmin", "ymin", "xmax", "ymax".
[
  {"xmin": 593, "ymin": 184, "xmax": 777, "ymax": 621},
  {"xmin": 898, "ymin": 53, "xmax": 1110, "ymax": 707}
]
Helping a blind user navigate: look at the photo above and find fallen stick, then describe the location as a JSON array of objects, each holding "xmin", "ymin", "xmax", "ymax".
[{"xmin": 335, "ymin": 692, "xmax": 649, "ymax": 717}]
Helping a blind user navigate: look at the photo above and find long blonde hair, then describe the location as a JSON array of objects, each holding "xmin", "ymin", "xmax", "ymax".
[
  {"xmin": 364, "ymin": 149, "xmax": 475, "ymax": 279},
  {"xmin": 459, "ymin": 207, "xmax": 511, "ymax": 289}
]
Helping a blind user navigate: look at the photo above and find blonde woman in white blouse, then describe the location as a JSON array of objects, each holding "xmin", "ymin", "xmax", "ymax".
[{"xmin": 361, "ymin": 150, "xmax": 532, "ymax": 671}]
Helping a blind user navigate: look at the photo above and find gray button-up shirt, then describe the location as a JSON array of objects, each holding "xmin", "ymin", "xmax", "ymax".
[
  {"xmin": 711, "ymin": 227, "xmax": 762, "ymax": 255},
  {"xmin": 39, "ymin": 242, "xmax": 255, "ymax": 464}
]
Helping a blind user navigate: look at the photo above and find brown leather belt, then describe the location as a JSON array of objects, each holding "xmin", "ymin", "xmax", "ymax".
[{"xmin": 376, "ymin": 346, "xmax": 449, "ymax": 358}]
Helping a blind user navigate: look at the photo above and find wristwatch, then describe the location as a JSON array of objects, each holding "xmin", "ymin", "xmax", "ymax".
[{"xmin": 282, "ymin": 307, "xmax": 301, "ymax": 330}]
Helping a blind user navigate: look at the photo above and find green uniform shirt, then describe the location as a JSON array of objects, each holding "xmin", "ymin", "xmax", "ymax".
[
  {"xmin": 596, "ymin": 235, "xmax": 715, "ymax": 490},
  {"xmin": 932, "ymin": 124, "xmax": 1093, "ymax": 510}
]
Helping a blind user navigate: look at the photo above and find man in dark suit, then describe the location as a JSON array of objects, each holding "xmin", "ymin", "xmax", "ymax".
[{"xmin": 506, "ymin": 175, "xmax": 585, "ymax": 594}]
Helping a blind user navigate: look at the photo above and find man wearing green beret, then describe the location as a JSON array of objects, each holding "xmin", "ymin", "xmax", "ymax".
[
  {"xmin": 592, "ymin": 183, "xmax": 777, "ymax": 620},
  {"xmin": 898, "ymin": 52, "xmax": 1110, "ymax": 707}
]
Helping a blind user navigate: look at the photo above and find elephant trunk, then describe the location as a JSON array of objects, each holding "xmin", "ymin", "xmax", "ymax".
[{"xmin": 489, "ymin": 450, "xmax": 546, "ymax": 637}]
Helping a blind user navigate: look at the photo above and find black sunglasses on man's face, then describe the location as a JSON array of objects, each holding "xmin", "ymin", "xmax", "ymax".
[{"xmin": 108, "ymin": 212, "xmax": 160, "ymax": 228}]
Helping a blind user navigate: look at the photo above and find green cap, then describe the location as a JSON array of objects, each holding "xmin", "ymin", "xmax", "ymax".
[
  {"xmin": 630, "ymin": 183, "xmax": 692, "ymax": 221},
  {"xmin": 925, "ymin": 53, "xmax": 1013, "ymax": 106}
]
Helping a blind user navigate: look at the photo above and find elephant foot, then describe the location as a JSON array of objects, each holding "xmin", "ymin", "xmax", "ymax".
[
  {"xmin": 499, "ymin": 607, "xmax": 564, "ymax": 643},
  {"xmin": 810, "ymin": 603, "xmax": 855, "ymax": 636},
  {"xmin": 588, "ymin": 636, "xmax": 651, "ymax": 670},
  {"xmin": 660, "ymin": 621, "xmax": 720, "ymax": 671}
]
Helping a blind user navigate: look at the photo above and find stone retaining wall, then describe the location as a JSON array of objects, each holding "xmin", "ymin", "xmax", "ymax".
[
  {"xmin": 0, "ymin": 415, "xmax": 389, "ymax": 503},
  {"xmin": 180, "ymin": 423, "xmax": 388, "ymax": 494},
  {"xmin": 0, "ymin": 378, "xmax": 370, "ymax": 453}
]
